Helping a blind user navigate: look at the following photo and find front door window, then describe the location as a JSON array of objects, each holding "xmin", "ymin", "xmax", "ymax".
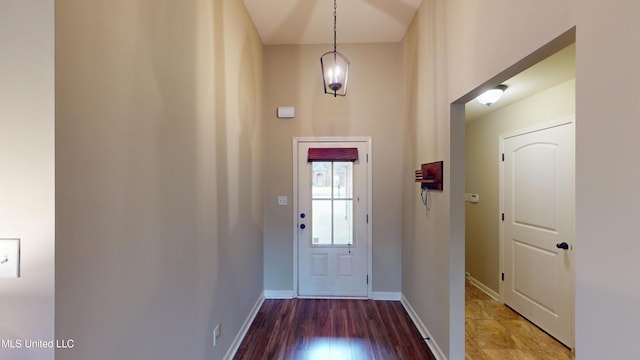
[{"xmin": 311, "ymin": 161, "xmax": 353, "ymax": 246}]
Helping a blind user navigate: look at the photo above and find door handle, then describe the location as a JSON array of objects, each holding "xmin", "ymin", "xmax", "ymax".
[
  {"xmin": 556, "ymin": 242, "xmax": 569, "ymax": 250},
  {"xmin": 300, "ymin": 224, "xmax": 306, "ymax": 230}
]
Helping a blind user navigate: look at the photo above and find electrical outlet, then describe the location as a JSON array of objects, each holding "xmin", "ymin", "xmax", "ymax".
[{"xmin": 213, "ymin": 323, "xmax": 221, "ymax": 347}]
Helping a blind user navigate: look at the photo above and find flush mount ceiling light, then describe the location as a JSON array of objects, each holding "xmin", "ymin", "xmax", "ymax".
[
  {"xmin": 476, "ymin": 85, "xmax": 508, "ymax": 106},
  {"xmin": 320, "ymin": 0, "xmax": 349, "ymax": 97}
]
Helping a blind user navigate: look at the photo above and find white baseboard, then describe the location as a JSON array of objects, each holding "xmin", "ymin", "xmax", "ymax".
[
  {"xmin": 264, "ymin": 290, "xmax": 295, "ymax": 299},
  {"xmin": 401, "ymin": 294, "xmax": 447, "ymax": 360},
  {"xmin": 224, "ymin": 292, "xmax": 265, "ymax": 360},
  {"xmin": 372, "ymin": 291, "xmax": 401, "ymax": 301},
  {"xmin": 465, "ymin": 273, "xmax": 500, "ymax": 301}
]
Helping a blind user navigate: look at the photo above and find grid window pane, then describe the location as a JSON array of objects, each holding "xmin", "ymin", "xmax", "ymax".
[
  {"xmin": 333, "ymin": 200, "xmax": 353, "ymax": 245},
  {"xmin": 309, "ymin": 159, "xmax": 355, "ymax": 246},
  {"xmin": 333, "ymin": 162, "xmax": 352, "ymax": 199},
  {"xmin": 312, "ymin": 162, "xmax": 332, "ymax": 199},
  {"xmin": 312, "ymin": 200, "xmax": 332, "ymax": 245}
]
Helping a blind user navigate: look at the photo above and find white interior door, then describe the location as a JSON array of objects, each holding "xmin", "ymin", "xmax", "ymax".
[
  {"xmin": 502, "ymin": 119, "xmax": 574, "ymax": 348},
  {"xmin": 297, "ymin": 141, "xmax": 368, "ymax": 297}
]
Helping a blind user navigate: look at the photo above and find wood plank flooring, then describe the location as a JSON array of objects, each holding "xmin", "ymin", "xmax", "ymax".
[{"xmin": 234, "ymin": 298, "xmax": 436, "ymax": 360}]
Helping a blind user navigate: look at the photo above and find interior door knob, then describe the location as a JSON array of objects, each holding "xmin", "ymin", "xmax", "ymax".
[
  {"xmin": 556, "ymin": 242, "xmax": 569, "ymax": 250},
  {"xmin": 300, "ymin": 224, "xmax": 306, "ymax": 230}
]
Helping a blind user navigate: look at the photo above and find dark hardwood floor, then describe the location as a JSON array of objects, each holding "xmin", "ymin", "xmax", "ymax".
[{"xmin": 234, "ymin": 298, "xmax": 436, "ymax": 360}]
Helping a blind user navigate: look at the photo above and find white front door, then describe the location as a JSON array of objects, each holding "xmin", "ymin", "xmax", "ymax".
[
  {"xmin": 501, "ymin": 118, "xmax": 574, "ymax": 347},
  {"xmin": 296, "ymin": 140, "xmax": 369, "ymax": 297}
]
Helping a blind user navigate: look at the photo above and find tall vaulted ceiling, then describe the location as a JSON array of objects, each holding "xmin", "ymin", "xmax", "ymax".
[{"xmin": 243, "ymin": 0, "xmax": 423, "ymax": 45}]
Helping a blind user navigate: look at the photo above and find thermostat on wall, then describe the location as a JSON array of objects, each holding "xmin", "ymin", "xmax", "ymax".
[
  {"xmin": 465, "ymin": 193, "xmax": 480, "ymax": 203},
  {"xmin": 277, "ymin": 106, "xmax": 295, "ymax": 119}
]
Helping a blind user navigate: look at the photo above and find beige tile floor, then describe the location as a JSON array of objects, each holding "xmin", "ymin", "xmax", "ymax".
[{"xmin": 465, "ymin": 279, "xmax": 575, "ymax": 360}]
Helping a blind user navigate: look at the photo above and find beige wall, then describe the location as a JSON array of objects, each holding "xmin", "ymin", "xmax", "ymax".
[
  {"xmin": 401, "ymin": 0, "xmax": 455, "ymax": 356},
  {"xmin": 402, "ymin": 0, "xmax": 640, "ymax": 359},
  {"xmin": 0, "ymin": 1, "xmax": 55, "ymax": 359},
  {"xmin": 55, "ymin": 1, "xmax": 263, "ymax": 359},
  {"xmin": 263, "ymin": 43, "xmax": 404, "ymax": 293},
  {"xmin": 465, "ymin": 79, "xmax": 576, "ymax": 292}
]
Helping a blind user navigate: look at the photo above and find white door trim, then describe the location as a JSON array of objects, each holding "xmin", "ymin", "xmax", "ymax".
[
  {"xmin": 498, "ymin": 115, "xmax": 575, "ymax": 301},
  {"xmin": 292, "ymin": 136, "xmax": 373, "ymax": 298}
]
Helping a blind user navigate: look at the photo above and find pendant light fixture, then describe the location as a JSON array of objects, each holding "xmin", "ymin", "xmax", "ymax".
[{"xmin": 320, "ymin": 0, "xmax": 349, "ymax": 97}]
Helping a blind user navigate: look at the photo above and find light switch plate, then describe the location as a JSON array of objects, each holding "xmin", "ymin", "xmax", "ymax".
[{"xmin": 0, "ymin": 239, "xmax": 20, "ymax": 278}]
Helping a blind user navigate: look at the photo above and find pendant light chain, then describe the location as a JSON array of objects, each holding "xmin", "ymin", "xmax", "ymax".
[{"xmin": 333, "ymin": 0, "xmax": 337, "ymax": 52}]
